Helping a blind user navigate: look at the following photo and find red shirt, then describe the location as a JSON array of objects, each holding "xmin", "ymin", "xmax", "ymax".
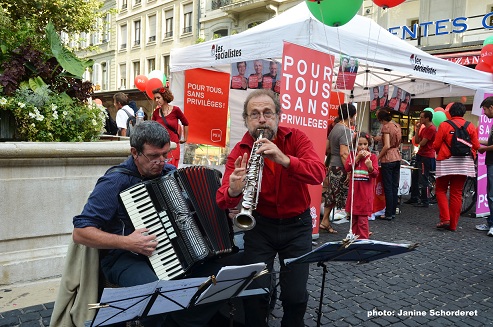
[
  {"xmin": 216, "ymin": 126, "xmax": 326, "ymax": 219},
  {"xmin": 433, "ymin": 117, "xmax": 480, "ymax": 161},
  {"xmin": 417, "ymin": 124, "xmax": 437, "ymax": 158},
  {"xmin": 151, "ymin": 106, "xmax": 189, "ymax": 144}
]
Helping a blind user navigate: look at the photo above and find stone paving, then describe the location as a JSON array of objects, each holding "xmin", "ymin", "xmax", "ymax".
[{"xmin": 1, "ymin": 198, "xmax": 492, "ymax": 326}]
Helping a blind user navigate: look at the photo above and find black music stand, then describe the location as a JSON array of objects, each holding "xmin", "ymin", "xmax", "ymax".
[
  {"xmin": 88, "ymin": 263, "xmax": 268, "ymax": 327},
  {"xmin": 284, "ymin": 239, "xmax": 418, "ymax": 327}
]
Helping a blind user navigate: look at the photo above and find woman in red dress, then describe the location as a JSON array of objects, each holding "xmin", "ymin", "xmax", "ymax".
[{"xmin": 151, "ymin": 87, "xmax": 189, "ymax": 167}]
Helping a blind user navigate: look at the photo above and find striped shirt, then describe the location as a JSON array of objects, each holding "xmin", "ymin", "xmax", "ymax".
[{"xmin": 435, "ymin": 156, "xmax": 476, "ymax": 178}]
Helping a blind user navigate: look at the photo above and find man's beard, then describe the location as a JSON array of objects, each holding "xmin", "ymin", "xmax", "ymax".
[{"xmin": 251, "ymin": 126, "xmax": 276, "ymax": 140}]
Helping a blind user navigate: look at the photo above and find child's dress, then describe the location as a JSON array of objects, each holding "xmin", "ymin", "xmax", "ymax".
[{"xmin": 344, "ymin": 152, "xmax": 379, "ymax": 239}]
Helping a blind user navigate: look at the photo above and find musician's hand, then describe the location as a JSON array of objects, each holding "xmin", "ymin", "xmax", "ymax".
[
  {"xmin": 127, "ymin": 228, "xmax": 158, "ymax": 257},
  {"xmin": 228, "ymin": 208, "xmax": 240, "ymax": 220},
  {"xmin": 228, "ymin": 153, "xmax": 248, "ymax": 197},
  {"xmin": 257, "ymin": 138, "xmax": 290, "ymax": 168}
]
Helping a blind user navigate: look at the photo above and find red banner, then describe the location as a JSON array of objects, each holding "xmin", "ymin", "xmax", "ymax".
[
  {"xmin": 184, "ymin": 68, "xmax": 230, "ymax": 147},
  {"xmin": 280, "ymin": 41, "xmax": 335, "ymax": 235}
]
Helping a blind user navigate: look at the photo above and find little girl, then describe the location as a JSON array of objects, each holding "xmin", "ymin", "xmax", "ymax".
[{"xmin": 344, "ymin": 132, "xmax": 379, "ymax": 239}]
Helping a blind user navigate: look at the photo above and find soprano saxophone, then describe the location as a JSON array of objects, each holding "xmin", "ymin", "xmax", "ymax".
[{"xmin": 234, "ymin": 129, "xmax": 265, "ymax": 231}]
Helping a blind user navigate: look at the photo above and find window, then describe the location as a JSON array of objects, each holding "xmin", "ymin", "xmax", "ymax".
[
  {"xmin": 133, "ymin": 61, "xmax": 141, "ymax": 76},
  {"xmin": 183, "ymin": 3, "xmax": 192, "ymax": 34},
  {"xmin": 148, "ymin": 14, "xmax": 157, "ymax": 42},
  {"xmin": 403, "ymin": 18, "xmax": 420, "ymax": 39},
  {"xmin": 163, "ymin": 55, "xmax": 170, "ymax": 79},
  {"xmin": 120, "ymin": 24, "xmax": 127, "ymax": 49},
  {"xmin": 490, "ymin": 6, "xmax": 493, "ymax": 26},
  {"xmin": 102, "ymin": 62, "xmax": 108, "ymax": 90},
  {"xmin": 80, "ymin": 32, "xmax": 87, "ymax": 48},
  {"xmin": 165, "ymin": 10, "xmax": 174, "ymax": 38},
  {"xmin": 135, "ymin": 0, "xmax": 141, "ymax": 5},
  {"xmin": 132, "ymin": 61, "xmax": 141, "ymax": 87},
  {"xmin": 248, "ymin": 21, "xmax": 264, "ymax": 29},
  {"xmin": 120, "ymin": 64, "xmax": 127, "ymax": 90},
  {"xmin": 102, "ymin": 14, "xmax": 110, "ymax": 43},
  {"xmin": 213, "ymin": 29, "xmax": 228, "ymax": 39},
  {"xmin": 92, "ymin": 64, "xmax": 100, "ymax": 90},
  {"xmin": 134, "ymin": 20, "xmax": 141, "ymax": 46},
  {"xmin": 148, "ymin": 58, "xmax": 156, "ymax": 73},
  {"xmin": 122, "ymin": 0, "xmax": 127, "ymax": 9}
]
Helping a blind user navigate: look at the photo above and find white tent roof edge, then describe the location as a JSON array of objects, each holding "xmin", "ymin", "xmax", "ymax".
[{"xmin": 170, "ymin": 2, "xmax": 493, "ymax": 102}]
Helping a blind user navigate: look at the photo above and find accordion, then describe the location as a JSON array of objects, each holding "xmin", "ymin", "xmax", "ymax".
[{"xmin": 120, "ymin": 166, "xmax": 236, "ymax": 280}]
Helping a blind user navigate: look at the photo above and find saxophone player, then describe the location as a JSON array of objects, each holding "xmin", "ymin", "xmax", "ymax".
[{"xmin": 216, "ymin": 89, "xmax": 326, "ymax": 327}]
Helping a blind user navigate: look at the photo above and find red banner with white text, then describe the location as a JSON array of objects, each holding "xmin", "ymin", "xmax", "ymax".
[
  {"xmin": 184, "ymin": 68, "xmax": 230, "ymax": 147},
  {"xmin": 280, "ymin": 41, "xmax": 336, "ymax": 235}
]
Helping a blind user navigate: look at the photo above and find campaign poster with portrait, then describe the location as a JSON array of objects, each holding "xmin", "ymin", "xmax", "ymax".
[
  {"xmin": 280, "ymin": 41, "xmax": 335, "ymax": 235},
  {"xmin": 370, "ymin": 84, "xmax": 392, "ymax": 111},
  {"xmin": 378, "ymin": 84, "xmax": 390, "ymax": 108},
  {"xmin": 261, "ymin": 60, "xmax": 281, "ymax": 93},
  {"xmin": 184, "ymin": 68, "xmax": 230, "ymax": 147},
  {"xmin": 335, "ymin": 55, "xmax": 358, "ymax": 90},
  {"xmin": 238, "ymin": 59, "xmax": 282, "ymax": 93},
  {"xmin": 230, "ymin": 61, "xmax": 248, "ymax": 90},
  {"xmin": 388, "ymin": 86, "xmax": 411, "ymax": 114}
]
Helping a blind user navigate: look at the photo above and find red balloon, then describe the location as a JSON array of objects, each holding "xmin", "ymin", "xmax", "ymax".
[
  {"xmin": 434, "ymin": 107, "xmax": 445, "ymax": 112},
  {"xmin": 372, "ymin": 0, "xmax": 405, "ymax": 9},
  {"xmin": 145, "ymin": 78, "xmax": 164, "ymax": 99},
  {"xmin": 475, "ymin": 62, "xmax": 493, "ymax": 73},
  {"xmin": 445, "ymin": 111, "xmax": 451, "ymax": 120},
  {"xmin": 134, "ymin": 75, "xmax": 148, "ymax": 92},
  {"xmin": 480, "ymin": 44, "xmax": 493, "ymax": 66},
  {"xmin": 445, "ymin": 102, "xmax": 454, "ymax": 111}
]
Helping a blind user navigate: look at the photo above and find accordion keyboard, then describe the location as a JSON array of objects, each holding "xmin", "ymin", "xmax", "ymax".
[{"xmin": 120, "ymin": 183, "xmax": 184, "ymax": 280}]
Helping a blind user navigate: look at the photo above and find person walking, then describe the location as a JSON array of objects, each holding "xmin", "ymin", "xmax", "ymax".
[{"xmin": 478, "ymin": 96, "xmax": 493, "ymax": 236}]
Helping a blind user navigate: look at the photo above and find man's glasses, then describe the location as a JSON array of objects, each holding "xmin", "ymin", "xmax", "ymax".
[
  {"xmin": 140, "ymin": 152, "xmax": 171, "ymax": 165},
  {"xmin": 247, "ymin": 111, "xmax": 276, "ymax": 120}
]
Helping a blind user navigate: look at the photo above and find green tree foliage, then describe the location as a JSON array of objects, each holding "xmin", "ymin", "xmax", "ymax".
[{"xmin": 0, "ymin": 0, "xmax": 105, "ymax": 34}]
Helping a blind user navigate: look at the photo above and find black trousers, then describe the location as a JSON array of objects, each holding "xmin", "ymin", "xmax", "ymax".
[{"xmin": 242, "ymin": 209, "xmax": 312, "ymax": 327}]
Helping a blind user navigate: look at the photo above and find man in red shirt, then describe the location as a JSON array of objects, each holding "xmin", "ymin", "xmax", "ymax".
[
  {"xmin": 405, "ymin": 110, "xmax": 437, "ymax": 207},
  {"xmin": 216, "ymin": 89, "xmax": 325, "ymax": 327}
]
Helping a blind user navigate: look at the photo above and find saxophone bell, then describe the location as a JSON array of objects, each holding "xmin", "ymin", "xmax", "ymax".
[{"xmin": 233, "ymin": 211, "xmax": 256, "ymax": 231}]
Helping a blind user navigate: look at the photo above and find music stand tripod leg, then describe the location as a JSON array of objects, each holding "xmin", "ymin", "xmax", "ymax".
[{"xmin": 316, "ymin": 261, "xmax": 328, "ymax": 327}]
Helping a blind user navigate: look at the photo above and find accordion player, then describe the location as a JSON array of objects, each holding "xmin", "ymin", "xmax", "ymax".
[{"xmin": 120, "ymin": 166, "xmax": 237, "ymax": 280}]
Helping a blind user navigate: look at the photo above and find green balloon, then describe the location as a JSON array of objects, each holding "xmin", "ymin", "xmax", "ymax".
[
  {"xmin": 306, "ymin": 0, "xmax": 363, "ymax": 27},
  {"xmin": 483, "ymin": 35, "xmax": 493, "ymax": 46},
  {"xmin": 432, "ymin": 110, "xmax": 447, "ymax": 127},
  {"xmin": 423, "ymin": 107, "xmax": 434, "ymax": 113}
]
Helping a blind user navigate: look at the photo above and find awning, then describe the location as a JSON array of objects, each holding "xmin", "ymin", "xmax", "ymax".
[{"xmin": 435, "ymin": 51, "xmax": 481, "ymax": 66}]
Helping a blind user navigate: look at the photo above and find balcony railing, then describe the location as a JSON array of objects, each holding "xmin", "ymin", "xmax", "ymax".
[
  {"xmin": 211, "ymin": 0, "xmax": 231, "ymax": 10},
  {"xmin": 120, "ymin": 43, "xmax": 127, "ymax": 49},
  {"xmin": 148, "ymin": 35, "xmax": 156, "ymax": 42},
  {"xmin": 182, "ymin": 26, "xmax": 192, "ymax": 34},
  {"xmin": 165, "ymin": 31, "xmax": 173, "ymax": 38}
]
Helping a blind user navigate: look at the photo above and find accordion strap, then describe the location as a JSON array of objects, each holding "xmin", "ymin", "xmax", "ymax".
[{"xmin": 106, "ymin": 167, "xmax": 142, "ymax": 179}]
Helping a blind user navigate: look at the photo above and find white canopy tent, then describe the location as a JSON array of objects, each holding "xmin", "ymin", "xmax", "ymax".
[{"xmin": 170, "ymin": 2, "xmax": 493, "ymax": 102}]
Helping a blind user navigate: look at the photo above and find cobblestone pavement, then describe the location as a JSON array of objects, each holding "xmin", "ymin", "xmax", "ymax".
[{"xmin": 1, "ymin": 199, "xmax": 492, "ymax": 327}]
